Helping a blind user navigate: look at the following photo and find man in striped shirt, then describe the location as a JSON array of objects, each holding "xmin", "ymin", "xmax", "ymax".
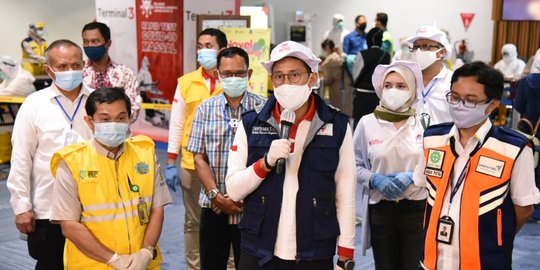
[{"xmin": 186, "ymin": 47, "xmax": 266, "ymax": 270}]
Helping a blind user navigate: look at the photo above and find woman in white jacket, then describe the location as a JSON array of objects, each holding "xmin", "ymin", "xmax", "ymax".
[{"xmin": 354, "ymin": 61, "xmax": 427, "ymax": 270}]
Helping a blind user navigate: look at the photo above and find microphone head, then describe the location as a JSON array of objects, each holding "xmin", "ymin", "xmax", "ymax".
[{"xmin": 280, "ymin": 109, "xmax": 296, "ymax": 125}]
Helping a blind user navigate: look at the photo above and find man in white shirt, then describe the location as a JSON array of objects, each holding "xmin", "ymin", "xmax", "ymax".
[
  {"xmin": 7, "ymin": 39, "xmax": 93, "ymax": 269},
  {"xmin": 226, "ymin": 41, "xmax": 356, "ymax": 270},
  {"xmin": 414, "ymin": 62, "xmax": 540, "ymax": 270},
  {"xmin": 408, "ymin": 25, "xmax": 454, "ymax": 127}
]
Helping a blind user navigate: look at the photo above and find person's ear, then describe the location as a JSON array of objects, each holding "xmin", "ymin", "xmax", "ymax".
[
  {"xmin": 437, "ymin": 48, "xmax": 447, "ymax": 59},
  {"xmin": 308, "ymin": 71, "xmax": 319, "ymax": 88},
  {"xmin": 84, "ymin": 115, "xmax": 95, "ymax": 133},
  {"xmin": 44, "ymin": 65, "xmax": 54, "ymax": 79},
  {"xmin": 213, "ymin": 70, "xmax": 219, "ymax": 78},
  {"xmin": 247, "ymin": 69, "xmax": 253, "ymax": 79},
  {"xmin": 105, "ymin": 39, "xmax": 112, "ymax": 49},
  {"xmin": 485, "ymin": 99, "xmax": 500, "ymax": 115}
]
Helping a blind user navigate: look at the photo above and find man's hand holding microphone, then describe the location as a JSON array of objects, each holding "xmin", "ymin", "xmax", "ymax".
[
  {"xmin": 262, "ymin": 109, "xmax": 295, "ymax": 172},
  {"xmin": 263, "ymin": 139, "xmax": 292, "ymax": 171}
]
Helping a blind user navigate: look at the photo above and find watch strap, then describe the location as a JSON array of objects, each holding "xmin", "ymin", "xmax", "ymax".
[{"xmin": 142, "ymin": 245, "xmax": 157, "ymax": 259}]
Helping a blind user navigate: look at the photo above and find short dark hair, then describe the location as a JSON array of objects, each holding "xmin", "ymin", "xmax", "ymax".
[
  {"xmin": 366, "ymin": 27, "xmax": 383, "ymax": 47},
  {"xmin": 199, "ymin": 28, "xmax": 228, "ymax": 49},
  {"xmin": 82, "ymin": 22, "xmax": 111, "ymax": 42},
  {"xmin": 450, "ymin": 61, "xmax": 504, "ymax": 100},
  {"xmin": 376, "ymin": 13, "xmax": 388, "ymax": 27},
  {"xmin": 45, "ymin": 39, "xmax": 82, "ymax": 64},
  {"xmin": 85, "ymin": 87, "xmax": 132, "ymax": 118},
  {"xmin": 217, "ymin": 47, "xmax": 250, "ymax": 69},
  {"xmin": 355, "ymin": 15, "xmax": 365, "ymax": 24},
  {"xmin": 321, "ymin": 39, "xmax": 335, "ymax": 50}
]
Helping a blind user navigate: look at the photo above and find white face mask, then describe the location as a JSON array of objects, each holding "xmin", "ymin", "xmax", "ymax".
[
  {"xmin": 413, "ymin": 49, "xmax": 441, "ymax": 70},
  {"xmin": 381, "ymin": 88, "xmax": 411, "ymax": 111},
  {"xmin": 449, "ymin": 101, "xmax": 491, "ymax": 128},
  {"xmin": 274, "ymin": 81, "xmax": 312, "ymax": 111}
]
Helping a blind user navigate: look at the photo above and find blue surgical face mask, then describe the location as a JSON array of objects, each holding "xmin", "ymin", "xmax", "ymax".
[
  {"xmin": 50, "ymin": 68, "xmax": 83, "ymax": 91},
  {"xmin": 84, "ymin": 45, "xmax": 107, "ymax": 62},
  {"xmin": 219, "ymin": 76, "xmax": 248, "ymax": 98},
  {"xmin": 94, "ymin": 122, "xmax": 129, "ymax": 147},
  {"xmin": 197, "ymin": 48, "xmax": 217, "ymax": 70}
]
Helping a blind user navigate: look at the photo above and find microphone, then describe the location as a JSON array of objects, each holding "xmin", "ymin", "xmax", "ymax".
[{"xmin": 276, "ymin": 109, "xmax": 295, "ymax": 174}]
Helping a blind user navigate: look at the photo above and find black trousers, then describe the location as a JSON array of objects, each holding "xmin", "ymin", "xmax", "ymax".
[
  {"xmin": 200, "ymin": 208, "xmax": 241, "ymax": 270},
  {"xmin": 369, "ymin": 199, "xmax": 426, "ymax": 270},
  {"xmin": 27, "ymin": 220, "xmax": 65, "ymax": 270},
  {"xmin": 239, "ymin": 252, "xmax": 333, "ymax": 270}
]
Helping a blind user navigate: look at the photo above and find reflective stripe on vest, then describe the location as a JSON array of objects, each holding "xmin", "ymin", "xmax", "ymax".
[
  {"xmin": 51, "ymin": 136, "xmax": 163, "ymax": 269},
  {"xmin": 421, "ymin": 132, "xmax": 522, "ymax": 270}
]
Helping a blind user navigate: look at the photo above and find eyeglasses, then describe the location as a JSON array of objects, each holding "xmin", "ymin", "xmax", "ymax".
[
  {"xmin": 409, "ymin": 44, "xmax": 442, "ymax": 52},
  {"xmin": 270, "ymin": 71, "xmax": 310, "ymax": 84},
  {"xmin": 219, "ymin": 70, "xmax": 248, "ymax": 78},
  {"xmin": 446, "ymin": 92, "xmax": 491, "ymax": 108},
  {"xmin": 92, "ymin": 117, "xmax": 130, "ymax": 123}
]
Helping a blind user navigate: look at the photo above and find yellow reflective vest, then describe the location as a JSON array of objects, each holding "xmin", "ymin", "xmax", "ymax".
[
  {"xmin": 177, "ymin": 67, "xmax": 222, "ymax": 169},
  {"xmin": 51, "ymin": 135, "xmax": 162, "ymax": 269},
  {"xmin": 21, "ymin": 37, "xmax": 47, "ymax": 75}
]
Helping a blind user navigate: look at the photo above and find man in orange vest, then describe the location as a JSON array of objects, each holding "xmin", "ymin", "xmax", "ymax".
[{"xmin": 414, "ymin": 61, "xmax": 540, "ymax": 269}]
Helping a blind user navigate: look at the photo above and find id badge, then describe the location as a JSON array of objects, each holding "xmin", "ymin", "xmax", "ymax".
[
  {"xmin": 137, "ymin": 198, "xmax": 150, "ymax": 225},
  {"xmin": 64, "ymin": 131, "xmax": 78, "ymax": 146},
  {"xmin": 436, "ymin": 215, "xmax": 454, "ymax": 244}
]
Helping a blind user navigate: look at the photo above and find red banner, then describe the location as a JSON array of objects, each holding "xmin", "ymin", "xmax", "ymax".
[
  {"xmin": 460, "ymin": 13, "xmax": 475, "ymax": 32},
  {"xmin": 136, "ymin": 0, "xmax": 183, "ymax": 102}
]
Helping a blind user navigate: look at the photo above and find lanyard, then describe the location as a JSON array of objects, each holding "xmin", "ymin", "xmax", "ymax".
[
  {"xmin": 445, "ymin": 158, "xmax": 470, "ymax": 216},
  {"xmin": 54, "ymin": 96, "xmax": 83, "ymax": 129},
  {"xmin": 422, "ymin": 78, "xmax": 439, "ymax": 104}
]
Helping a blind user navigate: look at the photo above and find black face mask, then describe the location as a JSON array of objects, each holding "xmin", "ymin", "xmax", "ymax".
[{"xmin": 357, "ymin": 23, "xmax": 367, "ymax": 32}]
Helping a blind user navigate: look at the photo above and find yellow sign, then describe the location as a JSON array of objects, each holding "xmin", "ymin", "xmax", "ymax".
[
  {"xmin": 222, "ymin": 28, "xmax": 271, "ymax": 97},
  {"xmin": 0, "ymin": 96, "xmax": 26, "ymax": 103}
]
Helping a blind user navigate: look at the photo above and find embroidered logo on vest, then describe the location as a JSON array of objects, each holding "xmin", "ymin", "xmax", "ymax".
[
  {"xmin": 251, "ymin": 126, "xmax": 278, "ymax": 135},
  {"xmin": 136, "ymin": 162, "xmax": 150, "ymax": 174},
  {"xmin": 79, "ymin": 170, "xmax": 99, "ymax": 180},
  {"xmin": 476, "ymin": 156, "xmax": 505, "ymax": 178}
]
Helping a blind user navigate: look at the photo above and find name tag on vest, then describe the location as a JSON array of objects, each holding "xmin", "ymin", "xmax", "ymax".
[
  {"xmin": 251, "ymin": 126, "xmax": 278, "ymax": 135},
  {"xmin": 476, "ymin": 156, "xmax": 505, "ymax": 178},
  {"xmin": 316, "ymin": 123, "xmax": 333, "ymax": 136}
]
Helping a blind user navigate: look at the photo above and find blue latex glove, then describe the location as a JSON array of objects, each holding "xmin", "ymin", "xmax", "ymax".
[
  {"xmin": 391, "ymin": 171, "xmax": 414, "ymax": 195},
  {"xmin": 370, "ymin": 173, "xmax": 402, "ymax": 200},
  {"xmin": 165, "ymin": 164, "xmax": 178, "ymax": 192}
]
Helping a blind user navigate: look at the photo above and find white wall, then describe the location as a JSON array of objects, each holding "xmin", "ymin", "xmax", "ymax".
[
  {"xmin": 258, "ymin": 0, "xmax": 494, "ymax": 62},
  {"xmin": 0, "ymin": 0, "xmax": 495, "ymax": 67},
  {"xmin": 0, "ymin": 0, "xmax": 95, "ymax": 63}
]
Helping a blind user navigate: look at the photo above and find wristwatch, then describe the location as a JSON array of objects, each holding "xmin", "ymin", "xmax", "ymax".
[
  {"xmin": 206, "ymin": 188, "xmax": 220, "ymax": 201},
  {"xmin": 143, "ymin": 245, "xmax": 157, "ymax": 260},
  {"xmin": 337, "ymin": 259, "xmax": 355, "ymax": 270}
]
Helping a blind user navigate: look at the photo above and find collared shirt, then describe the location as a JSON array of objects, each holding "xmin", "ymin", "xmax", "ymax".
[
  {"xmin": 414, "ymin": 120, "xmax": 540, "ymax": 270},
  {"xmin": 7, "ymin": 84, "xmax": 93, "ymax": 219},
  {"xmin": 83, "ymin": 59, "xmax": 141, "ymax": 120},
  {"xmin": 226, "ymin": 96, "xmax": 357, "ymax": 260},
  {"xmin": 186, "ymin": 92, "xmax": 266, "ymax": 224},
  {"xmin": 354, "ymin": 113, "xmax": 427, "ymax": 203},
  {"xmin": 343, "ymin": 31, "xmax": 367, "ymax": 55},
  {"xmin": 413, "ymin": 66, "xmax": 453, "ymax": 126},
  {"xmin": 50, "ymin": 138, "xmax": 173, "ymax": 222}
]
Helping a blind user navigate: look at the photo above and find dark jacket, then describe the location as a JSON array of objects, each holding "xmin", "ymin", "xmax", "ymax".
[{"xmin": 239, "ymin": 93, "xmax": 349, "ymax": 265}]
